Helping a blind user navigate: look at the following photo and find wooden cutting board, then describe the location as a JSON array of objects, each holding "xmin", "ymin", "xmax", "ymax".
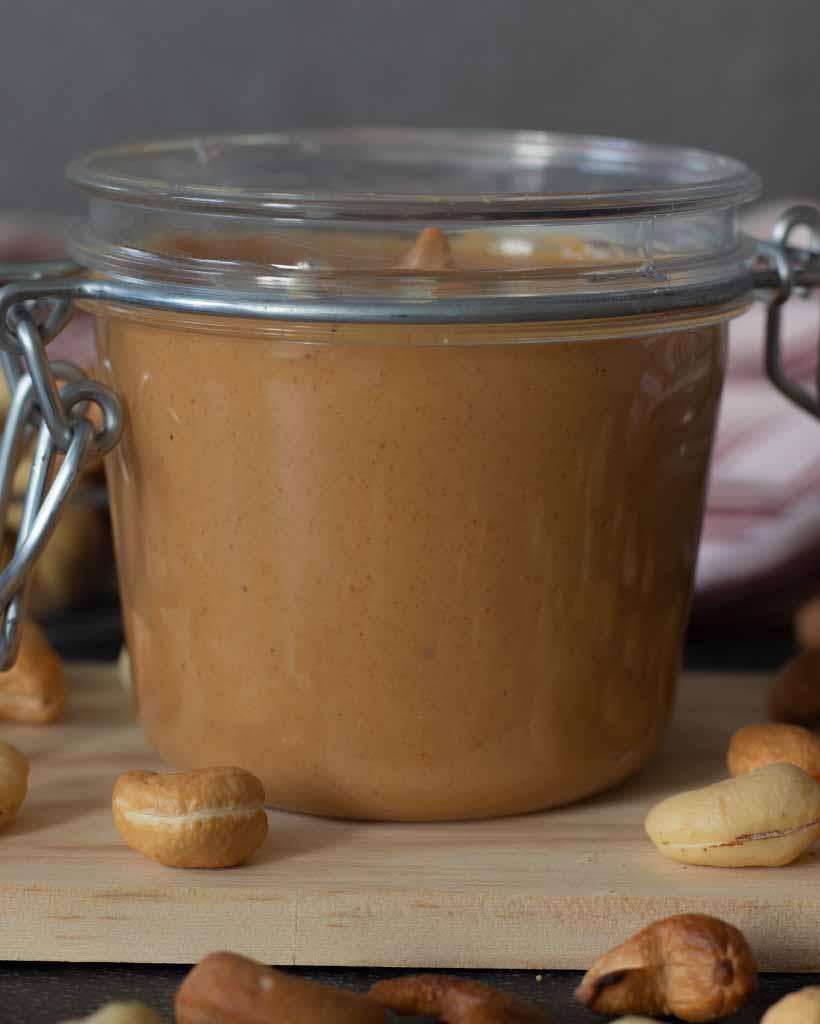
[{"xmin": 0, "ymin": 664, "xmax": 817, "ymax": 971}]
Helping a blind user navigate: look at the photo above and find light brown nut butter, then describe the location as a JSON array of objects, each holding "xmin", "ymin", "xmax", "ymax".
[
  {"xmin": 400, "ymin": 226, "xmax": 456, "ymax": 269},
  {"xmin": 0, "ymin": 619, "xmax": 66, "ymax": 723},
  {"xmin": 796, "ymin": 594, "xmax": 820, "ymax": 649},
  {"xmin": 112, "ymin": 767, "xmax": 268, "ymax": 868},
  {"xmin": 575, "ymin": 914, "xmax": 757, "ymax": 1023},
  {"xmin": 762, "ymin": 985, "xmax": 820, "ymax": 1023},
  {"xmin": 370, "ymin": 974, "xmax": 554, "ymax": 1023},
  {"xmin": 644, "ymin": 762, "xmax": 820, "ymax": 867},
  {"xmin": 0, "ymin": 739, "xmax": 28, "ymax": 829},
  {"xmin": 176, "ymin": 951, "xmax": 387, "ymax": 1024},
  {"xmin": 769, "ymin": 648, "xmax": 820, "ymax": 726},
  {"xmin": 728, "ymin": 722, "xmax": 820, "ymax": 781},
  {"xmin": 63, "ymin": 1002, "xmax": 166, "ymax": 1023}
]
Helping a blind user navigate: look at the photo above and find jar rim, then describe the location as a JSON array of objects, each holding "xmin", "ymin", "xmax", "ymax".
[{"xmin": 66, "ymin": 127, "xmax": 761, "ymax": 221}]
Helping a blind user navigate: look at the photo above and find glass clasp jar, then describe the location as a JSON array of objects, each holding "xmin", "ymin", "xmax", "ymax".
[{"xmin": 0, "ymin": 129, "xmax": 818, "ymax": 821}]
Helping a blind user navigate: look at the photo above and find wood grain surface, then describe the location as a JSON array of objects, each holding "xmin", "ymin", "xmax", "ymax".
[{"xmin": 0, "ymin": 665, "xmax": 816, "ymax": 970}]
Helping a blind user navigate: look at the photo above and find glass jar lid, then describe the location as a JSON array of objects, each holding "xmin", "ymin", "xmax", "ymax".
[
  {"xmin": 67, "ymin": 128, "xmax": 763, "ymax": 323},
  {"xmin": 68, "ymin": 127, "xmax": 759, "ymax": 220}
]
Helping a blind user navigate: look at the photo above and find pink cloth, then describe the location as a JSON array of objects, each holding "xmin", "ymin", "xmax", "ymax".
[
  {"xmin": 46, "ymin": 312, "xmax": 95, "ymax": 368},
  {"xmin": 694, "ymin": 201, "xmax": 820, "ymax": 617},
  {"xmin": 0, "ymin": 215, "xmax": 96, "ymax": 369}
]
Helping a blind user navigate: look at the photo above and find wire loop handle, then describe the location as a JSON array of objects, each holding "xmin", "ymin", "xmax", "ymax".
[
  {"xmin": 0, "ymin": 288, "xmax": 124, "ymax": 669},
  {"xmin": 758, "ymin": 206, "xmax": 820, "ymax": 419}
]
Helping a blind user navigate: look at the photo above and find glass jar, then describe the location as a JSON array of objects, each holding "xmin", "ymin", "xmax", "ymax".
[{"xmin": 1, "ymin": 129, "xmax": 818, "ymax": 821}]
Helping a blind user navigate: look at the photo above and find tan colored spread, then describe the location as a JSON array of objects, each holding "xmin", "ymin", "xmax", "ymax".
[{"xmin": 94, "ymin": 229, "xmax": 728, "ymax": 820}]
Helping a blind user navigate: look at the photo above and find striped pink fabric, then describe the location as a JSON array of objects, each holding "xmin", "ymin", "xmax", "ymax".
[
  {"xmin": 695, "ymin": 201, "xmax": 820, "ymax": 614},
  {"xmin": 0, "ymin": 213, "xmax": 97, "ymax": 369}
]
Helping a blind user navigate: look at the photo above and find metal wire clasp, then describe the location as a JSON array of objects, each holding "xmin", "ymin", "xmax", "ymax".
[
  {"xmin": 0, "ymin": 271, "xmax": 125, "ymax": 668},
  {"xmin": 758, "ymin": 205, "xmax": 820, "ymax": 419}
]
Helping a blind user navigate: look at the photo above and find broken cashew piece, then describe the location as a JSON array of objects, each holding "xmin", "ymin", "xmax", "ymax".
[
  {"xmin": 112, "ymin": 767, "xmax": 268, "ymax": 868},
  {"xmin": 63, "ymin": 1003, "xmax": 166, "ymax": 1023},
  {"xmin": 400, "ymin": 227, "xmax": 455, "ymax": 270},
  {"xmin": 0, "ymin": 620, "xmax": 66, "ymax": 723},
  {"xmin": 645, "ymin": 762, "xmax": 820, "ymax": 867},
  {"xmin": 762, "ymin": 986, "xmax": 820, "ymax": 1023},
  {"xmin": 728, "ymin": 723, "xmax": 820, "ymax": 781},
  {"xmin": 0, "ymin": 739, "xmax": 28, "ymax": 829},
  {"xmin": 575, "ymin": 914, "xmax": 757, "ymax": 1022},
  {"xmin": 369, "ymin": 973, "xmax": 554, "ymax": 1023},
  {"xmin": 176, "ymin": 951, "xmax": 386, "ymax": 1023}
]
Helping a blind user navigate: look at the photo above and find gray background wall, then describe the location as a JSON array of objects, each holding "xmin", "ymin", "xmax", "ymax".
[{"xmin": 3, "ymin": 0, "xmax": 818, "ymax": 213}]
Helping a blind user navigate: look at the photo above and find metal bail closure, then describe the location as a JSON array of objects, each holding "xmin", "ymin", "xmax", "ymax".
[
  {"xmin": 760, "ymin": 205, "xmax": 820, "ymax": 419},
  {"xmin": 0, "ymin": 273, "xmax": 125, "ymax": 669}
]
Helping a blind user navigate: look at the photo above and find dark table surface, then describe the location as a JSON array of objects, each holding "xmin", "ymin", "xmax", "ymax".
[{"xmin": 0, "ymin": 609, "xmax": 809, "ymax": 1023}]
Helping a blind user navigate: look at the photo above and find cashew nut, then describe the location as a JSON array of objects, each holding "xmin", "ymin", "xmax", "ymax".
[
  {"xmin": 176, "ymin": 951, "xmax": 386, "ymax": 1023},
  {"xmin": 645, "ymin": 763, "xmax": 820, "ymax": 867},
  {"xmin": 112, "ymin": 766, "xmax": 268, "ymax": 868},
  {"xmin": 0, "ymin": 739, "xmax": 28, "ymax": 829},
  {"xmin": 796, "ymin": 595, "xmax": 820, "ymax": 650},
  {"xmin": 0, "ymin": 619, "xmax": 66, "ymax": 723},
  {"xmin": 63, "ymin": 1003, "xmax": 165, "ymax": 1023},
  {"xmin": 369, "ymin": 973, "xmax": 554, "ymax": 1023},
  {"xmin": 769, "ymin": 649, "xmax": 820, "ymax": 726},
  {"xmin": 575, "ymin": 914, "xmax": 756, "ymax": 1022},
  {"xmin": 400, "ymin": 227, "xmax": 455, "ymax": 269},
  {"xmin": 762, "ymin": 986, "xmax": 820, "ymax": 1023},
  {"xmin": 728, "ymin": 723, "xmax": 820, "ymax": 781}
]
